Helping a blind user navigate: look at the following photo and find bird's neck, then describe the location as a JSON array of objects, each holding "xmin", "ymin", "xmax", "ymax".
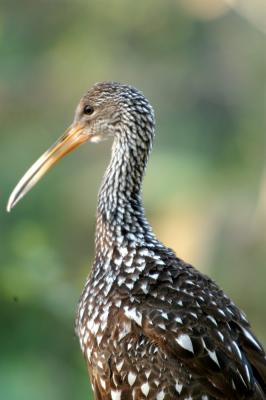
[{"xmin": 95, "ymin": 134, "xmax": 156, "ymax": 256}]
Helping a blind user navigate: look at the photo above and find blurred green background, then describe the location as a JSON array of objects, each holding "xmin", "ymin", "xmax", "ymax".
[{"xmin": 0, "ymin": 1, "xmax": 265, "ymax": 399}]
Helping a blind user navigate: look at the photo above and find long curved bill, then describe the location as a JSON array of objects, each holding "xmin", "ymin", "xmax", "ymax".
[{"xmin": 7, "ymin": 123, "xmax": 90, "ymax": 212}]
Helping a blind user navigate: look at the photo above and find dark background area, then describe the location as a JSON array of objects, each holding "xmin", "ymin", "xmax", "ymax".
[{"xmin": 0, "ymin": 1, "xmax": 265, "ymax": 399}]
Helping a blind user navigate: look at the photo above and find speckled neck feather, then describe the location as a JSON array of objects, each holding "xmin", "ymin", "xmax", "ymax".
[{"xmin": 95, "ymin": 90, "xmax": 157, "ymax": 255}]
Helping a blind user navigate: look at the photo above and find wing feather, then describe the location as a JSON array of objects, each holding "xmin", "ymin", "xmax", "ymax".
[{"xmin": 127, "ymin": 255, "xmax": 266, "ymax": 399}]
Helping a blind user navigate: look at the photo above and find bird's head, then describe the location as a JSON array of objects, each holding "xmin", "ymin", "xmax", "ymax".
[{"xmin": 7, "ymin": 82, "xmax": 155, "ymax": 212}]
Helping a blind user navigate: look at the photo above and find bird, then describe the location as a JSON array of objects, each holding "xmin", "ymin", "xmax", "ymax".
[{"xmin": 7, "ymin": 82, "xmax": 266, "ymax": 400}]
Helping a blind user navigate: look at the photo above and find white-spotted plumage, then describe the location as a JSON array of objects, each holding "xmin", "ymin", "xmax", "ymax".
[{"xmin": 11, "ymin": 81, "xmax": 263, "ymax": 399}]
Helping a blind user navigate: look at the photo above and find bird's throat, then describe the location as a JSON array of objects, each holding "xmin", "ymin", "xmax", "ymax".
[{"xmin": 95, "ymin": 136, "xmax": 154, "ymax": 254}]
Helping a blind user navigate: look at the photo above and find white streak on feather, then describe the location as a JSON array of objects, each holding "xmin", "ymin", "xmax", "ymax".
[{"xmin": 176, "ymin": 334, "xmax": 194, "ymax": 353}]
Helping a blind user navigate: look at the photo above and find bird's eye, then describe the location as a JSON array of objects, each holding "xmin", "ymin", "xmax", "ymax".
[{"xmin": 84, "ymin": 105, "xmax": 94, "ymax": 115}]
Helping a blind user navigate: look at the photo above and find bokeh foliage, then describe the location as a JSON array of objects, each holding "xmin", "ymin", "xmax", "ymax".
[{"xmin": 0, "ymin": 1, "xmax": 265, "ymax": 399}]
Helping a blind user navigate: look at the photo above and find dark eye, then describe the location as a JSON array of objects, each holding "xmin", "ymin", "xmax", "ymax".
[{"xmin": 84, "ymin": 105, "xmax": 94, "ymax": 115}]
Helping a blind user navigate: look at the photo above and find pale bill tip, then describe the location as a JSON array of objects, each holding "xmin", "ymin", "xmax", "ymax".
[
  {"xmin": 6, "ymin": 194, "xmax": 16, "ymax": 213},
  {"xmin": 6, "ymin": 188, "xmax": 21, "ymax": 213}
]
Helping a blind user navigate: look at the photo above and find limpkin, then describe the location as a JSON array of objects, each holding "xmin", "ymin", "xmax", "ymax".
[{"xmin": 7, "ymin": 82, "xmax": 266, "ymax": 399}]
